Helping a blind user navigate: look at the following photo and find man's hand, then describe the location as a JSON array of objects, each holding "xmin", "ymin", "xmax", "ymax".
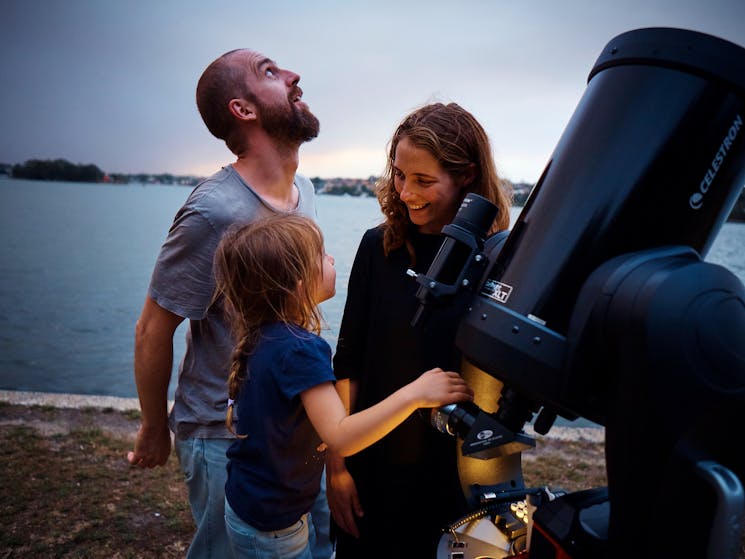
[
  {"xmin": 127, "ymin": 422, "xmax": 171, "ymax": 468},
  {"xmin": 128, "ymin": 296, "xmax": 183, "ymax": 469}
]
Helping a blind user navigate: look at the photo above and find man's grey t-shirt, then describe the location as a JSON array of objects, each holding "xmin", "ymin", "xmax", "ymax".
[{"xmin": 148, "ymin": 165, "xmax": 317, "ymax": 439}]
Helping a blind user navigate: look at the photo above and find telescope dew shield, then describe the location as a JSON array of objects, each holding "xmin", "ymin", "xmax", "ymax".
[{"xmin": 457, "ymin": 28, "xmax": 745, "ymax": 400}]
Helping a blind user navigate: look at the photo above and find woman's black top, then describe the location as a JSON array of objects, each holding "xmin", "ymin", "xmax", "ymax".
[{"xmin": 333, "ymin": 225, "xmax": 470, "ymax": 557}]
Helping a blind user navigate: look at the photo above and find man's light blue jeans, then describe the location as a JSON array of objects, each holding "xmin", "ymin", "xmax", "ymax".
[
  {"xmin": 175, "ymin": 437, "xmax": 235, "ymax": 559},
  {"xmin": 175, "ymin": 437, "xmax": 333, "ymax": 559}
]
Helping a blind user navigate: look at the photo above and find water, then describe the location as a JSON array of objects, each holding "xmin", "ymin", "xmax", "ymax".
[
  {"xmin": 1, "ymin": 178, "xmax": 743, "ymax": 406},
  {"xmin": 0, "ymin": 178, "xmax": 385, "ymax": 400}
]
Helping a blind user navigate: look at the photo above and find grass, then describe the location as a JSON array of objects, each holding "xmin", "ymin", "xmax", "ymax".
[
  {"xmin": 523, "ymin": 438, "xmax": 608, "ymax": 491},
  {"xmin": 0, "ymin": 404, "xmax": 193, "ymax": 558},
  {"xmin": 0, "ymin": 403, "xmax": 741, "ymax": 558}
]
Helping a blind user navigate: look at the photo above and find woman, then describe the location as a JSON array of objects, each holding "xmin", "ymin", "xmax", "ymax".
[{"xmin": 328, "ymin": 102, "xmax": 512, "ymax": 558}]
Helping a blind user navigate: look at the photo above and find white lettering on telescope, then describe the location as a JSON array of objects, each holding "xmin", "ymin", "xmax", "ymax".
[
  {"xmin": 690, "ymin": 113, "xmax": 742, "ymax": 210},
  {"xmin": 483, "ymin": 279, "xmax": 514, "ymax": 304}
]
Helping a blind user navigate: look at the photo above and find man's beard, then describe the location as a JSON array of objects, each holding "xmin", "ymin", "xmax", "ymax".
[{"xmin": 258, "ymin": 98, "xmax": 320, "ymax": 146}]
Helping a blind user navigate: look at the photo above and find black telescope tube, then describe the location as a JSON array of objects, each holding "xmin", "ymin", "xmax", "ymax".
[
  {"xmin": 456, "ymin": 27, "xmax": 745, "ymax": 405},
  {"xmin": 467, "ymin": 27, "xmax": 745, "ymax": 338}
]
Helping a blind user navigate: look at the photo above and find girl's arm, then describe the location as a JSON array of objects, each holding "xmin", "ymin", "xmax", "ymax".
[
  {"xmin": 334, "ymin": 377, "xmax": 354, "ymax": 414},
  {"xmin": 301, "ymin": 368, "xmax": 472, "ymax": 457}
]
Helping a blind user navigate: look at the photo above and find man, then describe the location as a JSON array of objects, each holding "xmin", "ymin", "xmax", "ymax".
[{"xmin": 127, "ymin": 49, "xmax": 331, "ymax": 558}]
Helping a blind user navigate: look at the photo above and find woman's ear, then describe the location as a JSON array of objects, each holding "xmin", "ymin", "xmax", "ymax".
[
  {"xmin": 228, "ymin": 99, "xmax": 257, "ymax": 122},
  {"xmin": 462, "ymin": 163, "xmax": 478, "ymax": 189}
]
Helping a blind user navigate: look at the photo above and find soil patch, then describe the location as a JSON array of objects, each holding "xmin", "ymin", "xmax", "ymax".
[
  {"xmin": 0, "ymin": 402, "xmax": 193, "ymax": 558},
  {"xmin": 1, "ymin": 401, "xmax": 741, "ymax": 558}
]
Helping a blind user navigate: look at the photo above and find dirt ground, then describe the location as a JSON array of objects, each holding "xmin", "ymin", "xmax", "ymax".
[
  {"xmin": 0, "ymin": 403, "xmax": 193, "ymax": 558},
  {"xmin": 0, "ymin": 401, "xmax": 607, "ymax": 558},
  {"xmin": 0, "ymin": 401, "xmax": 741, "ymax": 558}
]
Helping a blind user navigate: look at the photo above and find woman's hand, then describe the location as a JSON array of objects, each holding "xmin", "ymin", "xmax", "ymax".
[{"xmin": 326, "ymin": 452, "xmax": 363, "ymax": 538}]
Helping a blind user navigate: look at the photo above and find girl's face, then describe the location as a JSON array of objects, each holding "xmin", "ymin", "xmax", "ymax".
[
  {"xmin": 393, "ymin": 136, "xmax": 465, "ymax": 234},
  {"xmin": 315, "ymin": 250, "xmax": 336, "ymax": 303}
]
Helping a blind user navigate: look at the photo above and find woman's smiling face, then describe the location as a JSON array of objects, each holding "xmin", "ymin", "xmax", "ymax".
[{"xmin": 393, "ymin": 136, "xmax": 465, "ymax": 234}]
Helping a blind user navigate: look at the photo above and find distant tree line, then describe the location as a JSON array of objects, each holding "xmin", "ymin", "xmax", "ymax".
[
  {"xmin": 510, "ymin": 182, "xmax": 533, "ymax": 206},
  {"xmin": 106, "ymin": 172, "xmax": 202, "ymax": 186},
  {"xmin": 307, "ymin": 177, "xmax": 537, "ymax": 204},
  {"xmin": 2, "ymin": 159, "xmax": 203, "ymax": 186},
  {"xmin": 310, "ymin": 176, "xmax": 377, "ymax": 197},
  {"xmin": 3, "ymin": 158, "xmax": 744, "ymax": 221},
  {"xmin": 11, "ymin": 159, "xmax": 104, "ymax": 183}
]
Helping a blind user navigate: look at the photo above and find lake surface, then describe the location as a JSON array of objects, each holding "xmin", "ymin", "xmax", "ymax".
[
  {"xmin": 0, "ymin": 178, "xmax": 385, "ymax": 401},
  {"xmin": 1, "ymin": 178, "xmax": 743, "ymax": 418}
]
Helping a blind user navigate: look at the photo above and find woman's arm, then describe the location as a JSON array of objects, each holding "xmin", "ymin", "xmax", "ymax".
[{"xmin": 325, "ymin": 378, "xmax": 362, "ymax": 537}]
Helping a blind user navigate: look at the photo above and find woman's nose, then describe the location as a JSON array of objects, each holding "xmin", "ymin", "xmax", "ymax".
[{"xmin": 399, "ymin": 181, "xmax": 413, "ymax": 200}]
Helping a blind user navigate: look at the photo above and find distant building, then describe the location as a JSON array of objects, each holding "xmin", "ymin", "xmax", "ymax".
[{"xmin": 311, "ymin": 176, "xmax": 377, "ymax": 197}]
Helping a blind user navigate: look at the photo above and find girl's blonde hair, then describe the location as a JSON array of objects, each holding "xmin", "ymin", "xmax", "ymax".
[
  {"xmin": 213, "ymin": 213, "xmax": 325, "ymax": 434},
  {"xmin": 376, "ymin": 102, "xmax": 512, "ymax": 263}
]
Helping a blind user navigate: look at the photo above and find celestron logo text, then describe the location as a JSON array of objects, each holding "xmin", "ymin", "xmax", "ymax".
[{"xmin": 690, "ymin": 113, "xmax": 742, "ymax": 210}]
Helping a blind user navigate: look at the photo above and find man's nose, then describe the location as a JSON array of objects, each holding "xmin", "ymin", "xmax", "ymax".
[{"xmin": 283, "ymin": 69, "xmax": 300, "ymax": 86}]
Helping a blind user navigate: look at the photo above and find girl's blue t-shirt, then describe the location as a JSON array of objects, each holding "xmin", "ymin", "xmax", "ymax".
[{"xmin": 225, "ymin": 322, "xmax": 335, "ymax": 531}]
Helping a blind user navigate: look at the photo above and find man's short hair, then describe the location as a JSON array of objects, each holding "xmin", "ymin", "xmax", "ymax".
[{"xmin": 196, "ymin": 50, "xmax": 254, "ymax": 153}]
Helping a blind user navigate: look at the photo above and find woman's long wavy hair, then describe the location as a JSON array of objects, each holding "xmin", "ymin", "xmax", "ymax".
[
  {"xmin": 376, "ymin": 102, "xmax": 512, "ymax": 263},
  {"xmin": 213, "ymin": 213, "xmax": 325, "ymax": 435}
]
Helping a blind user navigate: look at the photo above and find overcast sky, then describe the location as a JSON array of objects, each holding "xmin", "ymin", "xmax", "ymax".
[{"xmin": 2, "ymin": 0, "xmax": 744, "ymax": 183}]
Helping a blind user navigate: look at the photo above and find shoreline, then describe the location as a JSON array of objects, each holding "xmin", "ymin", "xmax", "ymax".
[
  {"xmin": 0, "ymin": 389, "xmax": 604, "ymax": 443},
  {"xmin": 0, "ymin": 388, "xmax": 150, "ymax": 412}
]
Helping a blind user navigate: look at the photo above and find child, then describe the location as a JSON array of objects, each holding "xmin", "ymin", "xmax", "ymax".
[{"xmin": 212, "ymin": 213, "xmax": 473, "ymax": 559}]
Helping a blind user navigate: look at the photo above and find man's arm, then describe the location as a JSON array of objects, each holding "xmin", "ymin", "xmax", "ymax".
[{"xmin": 127, "ymin": 295, "xmax": 184, "ymax": 468}]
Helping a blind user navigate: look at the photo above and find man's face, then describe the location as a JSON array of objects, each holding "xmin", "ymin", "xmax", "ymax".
[
  {"xmin": 244, "ymin": 51, "xmax": 319, "ymax": 145},
  {"xmin": 256, "ymin": 90, "xmax": 320, "ymax": 145}
]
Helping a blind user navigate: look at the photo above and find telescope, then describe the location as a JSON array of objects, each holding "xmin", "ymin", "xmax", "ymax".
[{"xmin": 412, "ymin": 27, "xmax": 745, "ymax": 558}]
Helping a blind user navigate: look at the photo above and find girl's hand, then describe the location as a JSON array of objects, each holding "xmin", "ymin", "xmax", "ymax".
[{"xmin": 409, "ymin": 367, "xmax": 474, "ymax": 408}]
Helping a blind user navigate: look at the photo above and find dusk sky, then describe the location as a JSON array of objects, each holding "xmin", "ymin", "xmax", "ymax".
[{"xmin": 2, "ymin": 0, "xmax": 744, "ymax": 183}]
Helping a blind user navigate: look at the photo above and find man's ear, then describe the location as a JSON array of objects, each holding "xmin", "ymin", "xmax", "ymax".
[{"xmin": 228, "ymin": 99, "xmax": 257, "ymax": 121}]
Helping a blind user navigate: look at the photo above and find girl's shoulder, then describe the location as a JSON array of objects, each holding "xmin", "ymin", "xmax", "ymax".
[
  {"xmin": 261, "ymin": 322, "xmax": 329, "ymax": 353},
  {"xmin": 272, "ymin": 324, "xmax": 332, "ymax": 375}
]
